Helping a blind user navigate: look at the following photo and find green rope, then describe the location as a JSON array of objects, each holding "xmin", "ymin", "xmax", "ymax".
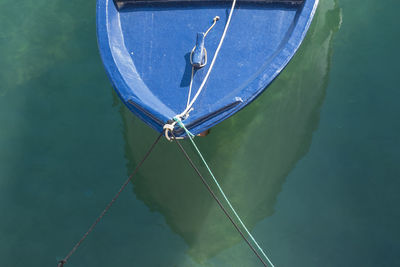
[{"xmin": 173, "ymin": 117, "xmax": 275, "ymax": 267}]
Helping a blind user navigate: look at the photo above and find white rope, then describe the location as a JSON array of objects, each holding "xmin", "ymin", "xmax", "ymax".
[
  {"xmin": 177, "ymin": 0, "xmax": 238, "ymax": 119},
  {"xmin": 167, "ymin": 4, "xmax": 275, "ymax": 264}
]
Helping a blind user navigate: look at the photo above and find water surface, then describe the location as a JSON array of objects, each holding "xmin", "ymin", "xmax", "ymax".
[{"xmin": 0, "ymin": 0, "xmax": 399, "ymax": 266}]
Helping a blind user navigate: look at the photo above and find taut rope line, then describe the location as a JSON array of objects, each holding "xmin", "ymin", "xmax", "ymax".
[
  {"xmin": 163, "ymin": 1, "xmax": 237, "ymax": 139},
  {"xmin": 171, "ymin": 131, "xmax": 269, "ymax": 267},
  {"xmin": 187, "ymin": 16, "xmax": 220, "ymax": 109},
  {"xmin": 162, "ymin": 1, "xmax": 274, "ymax": 265},
  {"xmin": 177, "ymin": 0, "xmax": 237, "ymax": 120},
  {"xmin": 172, "ymin": 118, "xmax": 275, "ymax": 267},
  {"xmin": 57, "ymin": 134, "xmax": 162, "ymax": 267}
]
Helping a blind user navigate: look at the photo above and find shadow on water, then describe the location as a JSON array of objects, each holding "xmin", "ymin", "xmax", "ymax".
[{"xmin": 120, "ymin": 0, "xmax": 341, "ymax": 263}]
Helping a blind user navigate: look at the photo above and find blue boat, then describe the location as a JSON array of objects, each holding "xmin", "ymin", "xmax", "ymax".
[{"xmin": 96, "ymin": 0, "xmax": 318, "ymax": 137}]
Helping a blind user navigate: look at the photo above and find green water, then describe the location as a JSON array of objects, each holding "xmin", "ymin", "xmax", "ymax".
[{"xmin": 0, "ymin": 0, "xmax": 399, "ymax": 266}]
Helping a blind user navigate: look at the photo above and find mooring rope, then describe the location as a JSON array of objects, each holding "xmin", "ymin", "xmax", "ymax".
[
  {"xmin": 57, "ymin": 134, "xmax": 162, "ymax": 267},
  {"xmin": 186, "ymin": 16, "xmax": 220, "ymax": 109},
  {"xmin": 172, "ymin": 118, "xmax": 275, "ymax": 267},
  {"xmin": 177, "ymin": 0, "xmax": 237, "ymax": 120},
  {"xmin": 171, "ymin": 133, "xmax": 269, "ymax": 266}
]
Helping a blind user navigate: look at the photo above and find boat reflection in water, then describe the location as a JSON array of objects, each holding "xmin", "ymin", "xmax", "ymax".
[{"xmin": 119, "ymin": 0, "xmax": 341, "ymax": 263}]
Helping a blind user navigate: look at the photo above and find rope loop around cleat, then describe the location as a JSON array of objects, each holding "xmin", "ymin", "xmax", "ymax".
[{"xmin": 163, "ymin": 122, "xmax": 176, "ymax": 141}]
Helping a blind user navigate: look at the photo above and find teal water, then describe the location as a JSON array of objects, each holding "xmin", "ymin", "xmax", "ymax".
[{"xmin": 0, "ymin": 0, "xmax": 399, "ymax": 266}]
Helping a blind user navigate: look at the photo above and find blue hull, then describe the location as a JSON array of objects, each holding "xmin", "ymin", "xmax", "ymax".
[{"xmin": 96, "ymin": 0, "xmax": 318, "ymax": 137}]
